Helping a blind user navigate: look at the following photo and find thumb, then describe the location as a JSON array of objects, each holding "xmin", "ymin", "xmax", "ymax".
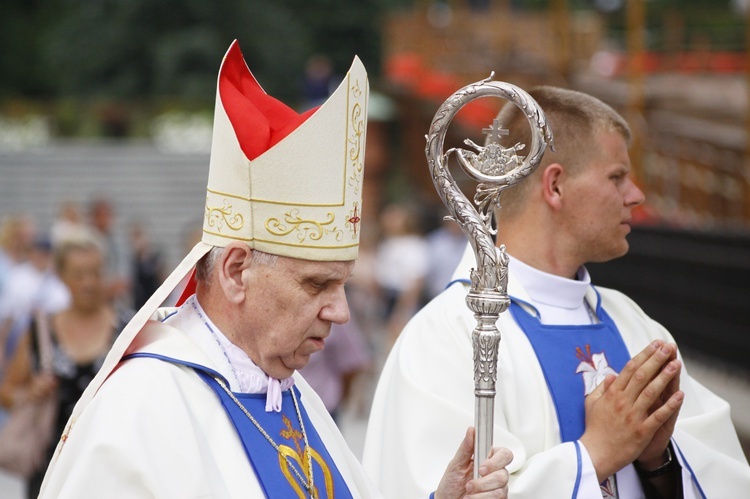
[
  {"xmin": 447, "ymin": 426, "xmax": 475, "ymax": 470},
  {"xmin": 591, "ymin": 374, "xmax": 616, "ymax": 399},
  {"xmin": 603, "ymin": 373, "xmax": 617, "ymax": 390}
]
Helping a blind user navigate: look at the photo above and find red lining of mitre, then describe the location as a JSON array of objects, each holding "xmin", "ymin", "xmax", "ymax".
[
  {"xmin": 175, "ymin": 268, "xmax": 196, "ymax": 307},
  {"xmin": 219, "ymin": 41, "xmax": 318, "ymax": 161}
]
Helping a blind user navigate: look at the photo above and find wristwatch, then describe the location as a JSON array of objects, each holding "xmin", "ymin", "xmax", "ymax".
[{"xmin": 636, "ymin": 446, "xmax": 674, "ymax": 479}]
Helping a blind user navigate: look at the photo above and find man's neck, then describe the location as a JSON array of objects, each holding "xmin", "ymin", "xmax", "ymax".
[
  {"xmin": 195, "ymin": 285, "xmax": 238, "ymax": 345},
  {"xmin": 499, "ymin": 239, "xmax": 581, "ymax": 279},
  {"xmin": 497, "ymin": 214, "xmax": 582, "ymax": 279}
]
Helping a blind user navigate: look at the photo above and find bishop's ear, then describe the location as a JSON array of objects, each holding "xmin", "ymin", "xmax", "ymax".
[
  {"xmin": 216, "ymin": 242, "xmax": 253, "ymax": 304},
  {"xmin": 541, "ymin": 163, "xmax": 565, "ymax": 211}
]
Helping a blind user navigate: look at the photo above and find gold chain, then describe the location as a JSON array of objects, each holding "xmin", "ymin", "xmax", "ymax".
[{"xmin": 214, "ymin": 377, "xmax": 316, "ymax": 497}]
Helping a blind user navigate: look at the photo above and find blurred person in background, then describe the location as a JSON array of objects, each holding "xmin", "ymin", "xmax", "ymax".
[
  {"xmin": 128, "ymin": 221, "xmax": 165, "ymax": 310},
  {"xmin": 423, "ymin": 215, "xmax": 467, "ymax": 304},
  {"xmin": 0, "ymin": 235, "xmax": 131, "ymax": 498},
  {"xmin": 302, "ymin": 54, "xmax": 335, "ymax": 108},
  {"xmin": 374, "ymin": 202, "xmax": 429, "ymax": 348},
  {"xmin": 0, "ymin": 214, "xmax": 36, "ymax": 297},
  {"xmin": 0, "ymin": 214, "xmax": 39, "ymax": 432},
  {"xmin": 0, "ymin": 237, "xmax": 70, "ymax": 371},
  {"xmin": 299, "ymin": 310, "xmax": 372, "ymax": 423},
  {"xmin": 88, "ymin": 197, "xmax": 131, "ymax": 306},
  {"xmin": 50, "ymin": 201, "xmax": 89, "ymax": 248},
  {"xmin": 0, "ymin": 215, "xmax": 36, "ymax": 367},
  {"xmin": 344, "ymin": 227, "xmax": 385, "ymax": 348}
]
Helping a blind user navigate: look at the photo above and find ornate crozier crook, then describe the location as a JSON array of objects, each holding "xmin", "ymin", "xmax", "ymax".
[{"xmin": 425, "ymin": 74, "xmax": 553, "ymax": 478}]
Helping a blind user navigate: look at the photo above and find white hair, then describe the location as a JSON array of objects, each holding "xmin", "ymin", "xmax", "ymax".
[{"xmin": 196, "ymin": 245, "xmax": 278, "ymax": 284}]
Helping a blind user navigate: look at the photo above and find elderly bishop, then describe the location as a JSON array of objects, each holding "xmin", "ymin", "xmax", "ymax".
[{"xmin": 38, "ymin": 41, "xmax": 512, "ymax": 498}]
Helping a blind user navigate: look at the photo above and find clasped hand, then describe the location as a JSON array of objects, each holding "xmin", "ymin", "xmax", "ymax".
[{"xmin": 580, "ymin": 340, "xmax": 684, "ymax": 481}]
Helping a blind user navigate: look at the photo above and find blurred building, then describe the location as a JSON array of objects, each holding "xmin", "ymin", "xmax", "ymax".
[{"xmin": 379, "ymin": 0, "xmax": 750, "ymax": 232}]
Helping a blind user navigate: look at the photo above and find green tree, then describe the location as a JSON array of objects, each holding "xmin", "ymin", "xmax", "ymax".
[{"xmin": 1, "ymin": 0, "xmax": 407, "ymax": 105}]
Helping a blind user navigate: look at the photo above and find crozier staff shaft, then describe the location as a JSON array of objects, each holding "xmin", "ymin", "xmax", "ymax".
[{"xmin": 424, "ymin": 76, "xmax": 552, "ymax": 478}]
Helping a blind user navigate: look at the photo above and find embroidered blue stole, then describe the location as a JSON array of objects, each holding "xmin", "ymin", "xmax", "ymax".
[
  {"xmin": 509, "ymin": 290, "xmax": 632, "ymax": 443},
  {"xmin": 125, "ymin": 353, "xmax": 351, "ymax": 499}
]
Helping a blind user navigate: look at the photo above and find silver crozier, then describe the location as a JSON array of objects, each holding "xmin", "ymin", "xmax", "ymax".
[{"xmin": 425, "ymin": 75, "xmax": 553, "ymax": 478}]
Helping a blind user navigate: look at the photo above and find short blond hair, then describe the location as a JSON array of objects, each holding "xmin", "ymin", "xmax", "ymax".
[{"xmin": 493, "ymin": 86, "xmax": 631, "ymax": 219}]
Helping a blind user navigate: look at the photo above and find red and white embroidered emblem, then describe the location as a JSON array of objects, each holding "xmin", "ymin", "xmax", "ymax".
[
  {"xmin": 346, "ymin": 202, "xmax": 361, "ymax": 237},
  {"xmin": 575, "ymin": 344, "xmax": 618, "ymax": 396}
]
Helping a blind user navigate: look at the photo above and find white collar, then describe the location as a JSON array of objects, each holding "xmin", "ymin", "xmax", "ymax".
[
  {"xmin": 166, "ymin": 295, "xmax": 294, "ymax": 412},
  {"xmin": 508, "ymin": 256, "xmax": 590, "ymax": 311}
]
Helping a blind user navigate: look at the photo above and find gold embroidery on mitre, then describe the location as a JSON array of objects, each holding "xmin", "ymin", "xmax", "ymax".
[
  {"xmin": 350, "ymin": 79, "xmax": 362, "ymax": 99},
  {"xmin": 265, "ymin": 210, "xmax": 344, "ymax": 243},
  {"xmin": 347, "ymin": 80, "xmax": 365, "ymax": 195},
  {"xmin": 205, "ymin": 197, "xmax": 244, "ymax": 232}
]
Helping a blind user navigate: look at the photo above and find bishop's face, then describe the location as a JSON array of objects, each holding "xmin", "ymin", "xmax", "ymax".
[
  {"xmin": 234, "ymin": 255, "xmax": 353, "ymax": 380},
  {"xmin": 560, "ymin": 130, "xmax": 645, "ymax": 266}
]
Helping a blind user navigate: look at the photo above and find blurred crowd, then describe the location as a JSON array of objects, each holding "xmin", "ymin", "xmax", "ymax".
[
  {"xmin": 0, "ymin": 55, "xmax": 475, "ymax": 496},
  {"xmin": 0, "ymin": 194, "xmax": 469, "ymax": 495},
  {"xmin": 0, "ymin": 198, "xmax": 164, "ymax": 496}
]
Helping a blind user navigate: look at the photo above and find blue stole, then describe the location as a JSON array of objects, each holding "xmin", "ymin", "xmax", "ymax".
[
  {"xmin": 125, "ymin": 353, "xmax": 352, "ymax": 499},
  {"xmin": 509, "ymin": 290, "xmax": 632, "ymax": 443}
]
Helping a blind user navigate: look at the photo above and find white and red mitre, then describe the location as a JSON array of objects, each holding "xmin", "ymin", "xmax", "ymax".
[
  {"xmin": 204, "ymin": 40, "xmax": 368, "ymax": 260},
  {"xmin": 60, "ymin": 41, "xmax": 369, "ymax": 428}
]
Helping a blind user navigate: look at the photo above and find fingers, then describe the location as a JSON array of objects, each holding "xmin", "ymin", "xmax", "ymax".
[
  {"xmin": 466, "ymin": 446, "xmax": 512, "ymax": 497},
  {"xmin": 597, "ymin": 373, "xmax": 617, "ymax": 397},
  {"xmin": 643, "ymin": 390, "xmax": 684, "ymax": 436},
  {"xmin": 618, "ymin": 341, "xmax": 677, "ymax": 398},
  {"xmin": 615, "ymin": 340, "xmax": 661, "ymax": 387},
  {"xmin": 584, "ymin": 373, "xmax": 614, "ymax": 414},
  {"xmin": 622, "ymin": 342, "xmax": 668, "ymax": 390},
  {"xmin": 438, "ymin": 430, "xmax": 511, "ymax": 498},
  {"xmin": 634, "ymin": 358, "xmax": 682, "ymax": 414},
  {"xmin": 478, "ymin": 446, "xmax": 513, "ymax": 476},
  {"xmin": 663, "ymin": 357, "xmax": 682, "ymax": 398},
  {"xmin": 434, "ymin": 428, "xmax": 477, "ymax": 499},
  {"xmin": 465, "ymin": 471, "xmax": 509, "ymax": 498}
]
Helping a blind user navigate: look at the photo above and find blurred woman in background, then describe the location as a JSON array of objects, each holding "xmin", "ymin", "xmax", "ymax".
[
  {"xmin": 373, "ymin": 202, "xmax": 429, "ymax": 349},
  {"xmin": 0, "ymin": 235, "xmax": 131, "ymax": 498}
]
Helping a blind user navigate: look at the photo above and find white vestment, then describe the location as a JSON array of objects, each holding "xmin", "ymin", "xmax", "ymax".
[
  {"xmin": 363, "ymin": 245, "xmax": 750, "ymax": 498},
  {"xmin": 39, "ymin": 301, "xmax": 382, "ymax": 498}
]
